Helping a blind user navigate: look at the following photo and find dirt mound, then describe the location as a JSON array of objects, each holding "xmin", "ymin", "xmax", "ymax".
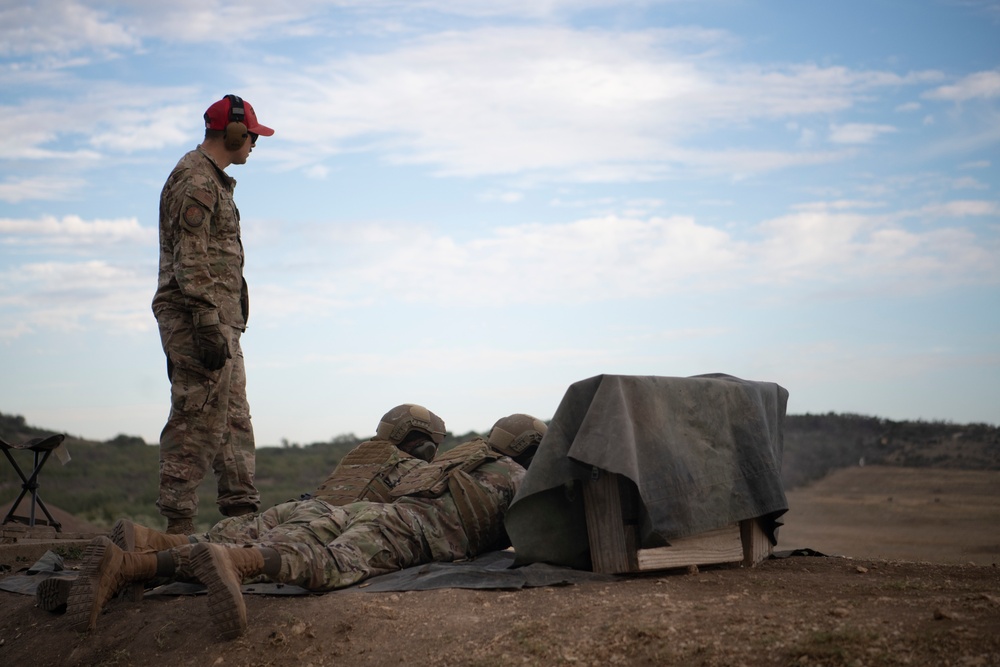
[{"xmin": 0, "ymin": 500, "xmax": 104, "ymax": 535}]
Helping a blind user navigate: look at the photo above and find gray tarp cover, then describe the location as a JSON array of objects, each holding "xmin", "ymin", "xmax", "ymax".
[{"xmin": 504, "ymin": 373, "xmax": 789, "ymax": 570}]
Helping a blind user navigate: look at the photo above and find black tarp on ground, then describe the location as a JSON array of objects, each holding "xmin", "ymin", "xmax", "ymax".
[{"xmin": 0, "ymin": 550, "xmax": 616, "ymax": 599}]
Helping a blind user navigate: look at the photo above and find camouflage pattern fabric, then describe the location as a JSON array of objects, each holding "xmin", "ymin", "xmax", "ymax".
[
  {"xmin": 193, "ymin": 499, "xmax": 304, "ymax": 544},
  {"xmin": 447, "ymin": 466, "xmax": 507, "ymax": 555},
  {"xmin": 216, "ymin": 456, "xmax": 526, "ymax": 592},
  {"xmin": 311, "ymin": 440, "xmax": 424, "ymax": 504},
  {"xmin": 185, "ymin": 440, "xmax": 427, "ymax": 550},
  {"xmin": 387, "ymin": 439, "xmax": 508, "ymax": 553},
  {"xmin": 152, "ymin": 147, "xmax": 258, "ymax": 520},
  {"xmin": 155, "ymin": 312, "xmax": 258, "ymax": 518},
  {"xmin": 153, "ymin": 147, "xmax": 248, "ymax": 330},
  {"xmin": 389, "ymin": 438, "xmax": 497, "ymax": 499}
]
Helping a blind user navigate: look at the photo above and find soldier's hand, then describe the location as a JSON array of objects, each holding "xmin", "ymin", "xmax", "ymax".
[{"xmin": 194, "ymin": 323, "xmax": 231, "ymax": 371}]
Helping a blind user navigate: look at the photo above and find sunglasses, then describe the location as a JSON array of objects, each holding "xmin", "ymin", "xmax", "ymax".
[{"xmin": 249, "ymin": 132, "xmax": 259, "ymax": 145}]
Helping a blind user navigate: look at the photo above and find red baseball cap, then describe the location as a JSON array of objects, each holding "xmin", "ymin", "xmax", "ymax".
[{"xmin": 203, "ymin": 95, "xmax": 274, "ymax": 137}]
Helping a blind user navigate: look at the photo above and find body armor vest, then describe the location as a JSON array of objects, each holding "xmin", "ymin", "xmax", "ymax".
[
  {"xmin": 390, "ymin": 439, "xmax": 505, "ymax": 556},
  {"xmin": 389, "ymin": 439, "xmax": 496, "ymax": 498},
  {"xmin": 312, "ymin": 440, "xmax": 421, "ymax": 504}
]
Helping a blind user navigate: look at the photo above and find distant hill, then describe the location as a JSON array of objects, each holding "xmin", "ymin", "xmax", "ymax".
[
  {"xmin": 2, "ymin": 410, "xmax": 997, "ymax": 531},
  {"xmin": 781, "ymin": 413, "xmax": 999, "ymax": 488}
]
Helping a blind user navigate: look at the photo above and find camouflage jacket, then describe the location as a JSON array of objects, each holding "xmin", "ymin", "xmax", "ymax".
[{"xmin": 152, "ymin": 147, "xmax": 248, "ymax": 330}]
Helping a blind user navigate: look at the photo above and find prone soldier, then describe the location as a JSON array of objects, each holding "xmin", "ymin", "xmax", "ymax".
[{"xmin": 65, "ymin": 414, "xmax": 547, "ymax": 640}]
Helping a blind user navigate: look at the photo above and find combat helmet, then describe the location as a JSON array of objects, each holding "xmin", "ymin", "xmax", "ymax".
[
  {"xmin": 375, "ymin": 403, "xmax": 447, "ymax": 446},
  {"xmin": 487, "ymin": 414, "xmax": 547, "ymax": 463}
]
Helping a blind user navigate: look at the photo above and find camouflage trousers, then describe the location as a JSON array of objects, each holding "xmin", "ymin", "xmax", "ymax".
[
  {"xmin": 194, "ymin": 497, "xmax": 470, "ymax": 591},
  {"xmin": 155, "ymin": 310, "xmax": 259, "ymax": 520}
]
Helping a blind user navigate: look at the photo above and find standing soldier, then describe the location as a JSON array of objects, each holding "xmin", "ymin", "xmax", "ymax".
[{"xmin": 152, "ymin": 94, "xmax": 274, "ymax": 534}]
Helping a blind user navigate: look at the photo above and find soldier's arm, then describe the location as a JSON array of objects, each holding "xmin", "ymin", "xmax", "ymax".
[{"xmin": 171, "ymin": 184, "xmax": 221, "ymax": 321}]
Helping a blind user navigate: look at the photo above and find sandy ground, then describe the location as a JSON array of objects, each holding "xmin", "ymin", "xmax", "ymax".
[
  {"xmin": 779, "ymin": 466, "xmax": 1000, "ymax": 566},
  {"xmin": 1, "ymin": 465, "xmax": 998, "ymax": 667}
]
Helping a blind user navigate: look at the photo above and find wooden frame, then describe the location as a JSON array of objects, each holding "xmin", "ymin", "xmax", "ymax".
[{"xmin": 582, "ymin": 470, "xmax": 773, "ymax": 574}]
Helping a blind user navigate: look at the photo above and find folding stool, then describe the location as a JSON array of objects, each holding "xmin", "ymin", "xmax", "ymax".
[{"xmin": 1, "ymin": 433, "xmax": 67, "ymax": 531}]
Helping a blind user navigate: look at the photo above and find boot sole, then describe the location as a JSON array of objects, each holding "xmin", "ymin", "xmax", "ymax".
[
  {"xmin": 110, "ymin": 519, "xmax": 146, "ymax": 601},
  {"xmin": 35, "ymin": 576, "xmax": 74, "ymax": 613},
  {"xmin": 65, "ymin": 537, "xmax": 112, "ymax": 632},
  {"xmin": 110, "ymin": 519, "xmax": 137, "ymax": 551},
  {"xmin": 190, "ymin": 544, "xmax": 247, "ymax": 640}
]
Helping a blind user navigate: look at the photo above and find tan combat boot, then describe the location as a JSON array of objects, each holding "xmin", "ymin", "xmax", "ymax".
[
  {"xmin": 66, "ymin": 536, "xmax": 157, "ymax": 632},
  {"xmin": 189, "ymin": 543, "xmax": 267, "ymax": 640},
  {"xmin": 111, "ymin": 518, "xmax": 191, "ymax": 552},
  {"xmin": 110, "ymin": 518, "xmax": 191, "ymax": 600}
]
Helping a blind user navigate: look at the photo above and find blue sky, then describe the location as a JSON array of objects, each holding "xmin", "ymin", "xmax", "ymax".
[{"xmin": 1, "ymin": 0, "xmax": 998, "ymax": 446}]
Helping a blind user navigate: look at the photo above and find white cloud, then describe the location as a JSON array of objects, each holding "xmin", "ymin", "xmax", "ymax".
[
  {"xmin": 304, "ymin": 164, "xmax": 330, "ymax": 180},
  {"xmin": 0, "ymin": 215, "xmax": 155, "ymax": 245},
  {"xmin": 828, "ymin": 123, "xmax": 897, "ymax": 145},
  {"xmin": 0, "ymin": 0, "xmax": 139, "ymax": 57},
  {"xmin": 88, "ymin": 110, "xmax": 194, "ymax": 153},
  {"xmin": 791, "ymin": 199, "xmax": 886, "ymax": 212},
  {"xmin": 263, "ymin": 213, "xmax": 744, "ymax": 310},
  {"xmin": 0, "ymin": 321, "xmax": 32, "ymax": 342},
  {"xmin": 950, "ymin": 176, "xmax": 988, "ymax": 190},
  {"xmin": 0, "ymin": 176, "xmax": 86, "ymax": 203},
  {"xmin": 1, "ymin": 85, "xmax": 200, "ymax": 159},
  {"xmin": 479, "ymin": 190, "xmax": 524, "ymax": 203},
  {"xmin": 919, "ymin": 200, "xmax": 999, "ymax": 218},
  {"xmin": 2, "ymin": 198, "xmax": 997, "ymax": 358},
  {"xmin": 0, "ymin": 259, "xmax": 154, "ymax": 335},
  {"xmin": 0, "ymin": 0, "xmax": 668, "ymax": 58},
  {"xmin": 924, "ymin": 70, "xmax": 1000, "ymax": 101},
  {"xmin": 0, "ymin": 15, "xmax": 955, "ymax": 184},
  {"xmin": 743, "ymin": 202, "xmax": 999, "ymax": 287},
  {"xmin": 252, "ymin": 27, "xmax": 935, "ymax": 180},
  {"xmin": 255, "ymin": 202, "xmax": 1000, "ymax": 318}
]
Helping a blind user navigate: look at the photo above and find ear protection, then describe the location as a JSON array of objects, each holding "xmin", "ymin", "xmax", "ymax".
[{"xmin": 223, "ymin": 94, "xmax": 249, "ymax": 151}]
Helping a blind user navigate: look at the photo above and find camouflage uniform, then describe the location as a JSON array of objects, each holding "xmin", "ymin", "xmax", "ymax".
[
  {"xmin": 195, "ymin": 439, "xmax": 425, "ymax": 545},
  {"xmin": 204, "ymin": 442, "xmax": 525, "ymax": 591},
  {"xmin": 152, "ymin": 146, "xmax": 259, "ymax": 520}
]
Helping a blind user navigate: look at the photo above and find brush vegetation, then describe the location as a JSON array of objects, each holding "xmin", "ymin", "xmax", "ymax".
[{"xmin": 1, "ymin": 410, "xmax": 996, "ymax": 532}]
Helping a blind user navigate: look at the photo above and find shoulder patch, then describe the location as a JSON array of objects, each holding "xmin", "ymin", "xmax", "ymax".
[
  {"xmin": 183, "ymin": 204, "xmax": 206, "ymax": 228},
  {"xmin": 180, "ymin": 188, "xmax": 215, "ymax": 230},
  {"xmin": 191, "ymin": 189, "xmax": 215, "ymax": 208}
]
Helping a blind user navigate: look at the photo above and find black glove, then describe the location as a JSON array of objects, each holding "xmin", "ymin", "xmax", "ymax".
[
  {"xmin": 194, "ymin": 322, "xmax": 231, "ymax": 371},
  {"xmin": 408, "ymin": 441, "xmax": 437, "ymax": 462}
]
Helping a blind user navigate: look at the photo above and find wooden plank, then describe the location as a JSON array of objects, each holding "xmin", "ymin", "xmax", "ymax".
[
  {"xmin": 583, "ymin": 470, "xmax": 637, "ymax": 574},
  {"xmin": 635, "ymin": 524, "xmax": 744, "ymax": 571},
  {"xmin": 583, "ymin": 468, "xmax": 774, "ymax": 573},
  {"xmin": 740, "ymin": 518, "xmax": 772, "ymax": 567}
]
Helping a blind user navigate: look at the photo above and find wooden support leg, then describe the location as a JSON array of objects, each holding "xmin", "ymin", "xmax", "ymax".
[{"xmin": 582, "ymin": 470, "xmax": 638, "ymax": 574}]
